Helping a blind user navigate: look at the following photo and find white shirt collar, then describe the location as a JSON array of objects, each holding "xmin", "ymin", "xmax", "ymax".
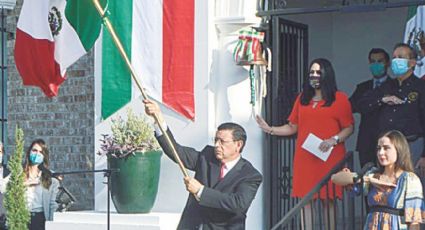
[
  {"xmin": 222, "ymin": 155, "xmax": 241, "ymax": 175},
  {"xmin": 374, "ymin": 75, "xmax": 388, "ymax": 83}
]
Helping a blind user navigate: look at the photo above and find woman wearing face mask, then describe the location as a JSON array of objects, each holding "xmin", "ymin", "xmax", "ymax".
[
  {"xmin": 256, "ymin": 58, "xmax": 354, "ymax": 228},
  {"xmin": 358, "ymin": 43, "xmax": 425, "ymax": 182},
  {"xmin": 23, "ymin": 139, "xmax": 59, "ymax": 230}
]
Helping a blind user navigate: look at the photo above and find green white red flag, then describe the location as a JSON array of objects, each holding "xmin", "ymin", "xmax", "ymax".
[
  {"xmin": 101, "ymin": 0, "xmax": 195, "ymax": 120},
  {"xmin": 404, "ymin": 5, "xmax": 425, "ymax": 78},
  {"xmin": 15, "ymin": 0, "xmax": 196, "ymax": 120},
  {"xmin": 15, "ymin": 0, "xmax": 105, "ymax": 96}
]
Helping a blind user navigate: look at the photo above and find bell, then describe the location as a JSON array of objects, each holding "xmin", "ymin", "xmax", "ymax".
[
  {"xmin": 234, "ymin": 30, "xmax": 268, "ymax": 66},
  {"xmin": 249, "ymin": 44, "xmax": 268, "ymax": 66},
  {"xmin": 236, "ymin": 43, "xmax": 268, "ymax": 66}
]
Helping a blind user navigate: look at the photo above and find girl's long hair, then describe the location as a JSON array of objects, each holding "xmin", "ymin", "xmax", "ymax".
[
  {"xmin": 376, "ymin": 130, "xmax": 414, "ymax": 173},
  {"xmin": 24, "ymin": 139, "xmax": 52, "ymax": 189}
]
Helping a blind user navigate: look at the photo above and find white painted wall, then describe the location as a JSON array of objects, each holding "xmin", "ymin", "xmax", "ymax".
[
  {"xmin": 94, "ymin": 0, "xmax": 212, "ymax": 217},
  {"xmin": 94, "ymin": 0, "xmax": 265, "ymax": 229},
  {"xmin": 94, "ymin": 2, "xmax": 408, "ymax": 230},
  {"xmin": 212, "ymin": 24, "xmax": 264, "ymax": 230}
]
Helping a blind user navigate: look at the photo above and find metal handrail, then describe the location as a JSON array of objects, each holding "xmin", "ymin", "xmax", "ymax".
[{"xmin": 270, "ymin": 151, "xmax": 354, "ymax": 230}]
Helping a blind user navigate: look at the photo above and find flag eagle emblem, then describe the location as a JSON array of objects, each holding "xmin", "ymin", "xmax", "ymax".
[{"xmin": 48, "ymin": 6, "xmax": 62, "ymax": 36}]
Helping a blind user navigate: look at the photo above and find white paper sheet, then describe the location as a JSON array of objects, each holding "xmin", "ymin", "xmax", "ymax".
[{"xmin": 301, "ymin": 133, "xmax": 333, "ymax": 162}]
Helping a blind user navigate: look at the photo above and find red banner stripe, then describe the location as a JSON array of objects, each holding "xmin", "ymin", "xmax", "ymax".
[
  {"xmin": 162, "ymin": 0, "xmax": 195, "ymax": 120},
  {"xmin": 14, "ymin": 29, "xmax": 65, "ymax": 97}
]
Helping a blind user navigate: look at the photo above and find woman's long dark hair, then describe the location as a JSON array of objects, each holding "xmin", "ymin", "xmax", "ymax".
[
  {"xmin": 24, "ymin": 139, "xmax": 52, "ymax": 189},
  {"xmin": 300, "ymin": 58, "xmax": 338, "ymax": 107}
]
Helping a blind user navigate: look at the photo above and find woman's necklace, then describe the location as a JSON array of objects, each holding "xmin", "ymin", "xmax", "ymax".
[
  {"xmin": 382, "ymin": 169, "xmax": 402, "ymax": 183},
  {"xmin": 312, "ymin": 96, "xmax": 322, "ymax": 109},
  {"xmin": 28, "ymin": 170, "xmax": 40, "ymax": 181}
]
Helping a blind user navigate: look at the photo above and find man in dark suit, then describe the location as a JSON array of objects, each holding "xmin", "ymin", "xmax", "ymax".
[
  {"xmin": 350, "ymin": 48, "xmax": 390, "ymax": 167},
  {"xmin": 144, "ymin": 99, "xmax": 262, "ymax": 230},
  {"xmin": 358, "ymin": 43, "xmax": 425, "ymax": 171}
]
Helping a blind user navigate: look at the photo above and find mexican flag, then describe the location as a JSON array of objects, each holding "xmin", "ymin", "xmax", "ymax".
[
  {"xmin": 404, "ymin": 5, "xmax": 425, "ymax": 78},
  {"xmin": 15, "ymin": 0, "xmax": 106, "ymax": 97},
  {"xmin": 101, "ymin": 0, "xmax": 195, "ymax": 120}
]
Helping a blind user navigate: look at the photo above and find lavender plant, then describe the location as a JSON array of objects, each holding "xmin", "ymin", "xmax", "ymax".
[{"xmin": 98, "ymin": 109, "xmax": 160, "ymax": 159}]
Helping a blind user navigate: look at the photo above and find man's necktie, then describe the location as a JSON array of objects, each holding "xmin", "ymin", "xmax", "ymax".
[
  {"xmin": 219, "ymin": 163, "xmax": 226, "ymax": 180},
  {"xmin": 374, "ymin": 80, "xmax": 381, "ymax": 89}
]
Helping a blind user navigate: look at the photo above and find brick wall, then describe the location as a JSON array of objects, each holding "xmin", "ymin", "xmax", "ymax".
[{"xmin": 5, "ymin": 0, "xmax": 95, "ymax": 210}]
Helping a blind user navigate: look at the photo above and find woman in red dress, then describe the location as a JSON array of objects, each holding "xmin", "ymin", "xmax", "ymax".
[{"xmin": 256, "ymin": 58, "xmax": 354, "ymax": 228}]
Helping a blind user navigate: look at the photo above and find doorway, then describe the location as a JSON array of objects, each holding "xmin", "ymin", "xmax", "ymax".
[{"xmin": 264, "ymin": 17, "xmax": 308, "ymax": 228}]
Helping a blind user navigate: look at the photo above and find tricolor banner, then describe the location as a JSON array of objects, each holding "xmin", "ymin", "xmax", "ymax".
[
  {"xmin": 101, "ymin": 0, "xmax": 195, "ymax": 120},
  {"xmin": 15, "ymin": 0, "xmax": 196, "ymax": 120},
  {"xmin": 404, "ymin": 5, "xmax": 425, "ymax": 78},
  {"xmin": 15, "ymin": 0, "xmax": 105, "ymax": 97}
]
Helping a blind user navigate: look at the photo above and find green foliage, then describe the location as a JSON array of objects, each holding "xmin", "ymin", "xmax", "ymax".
[
  {"xmin": 98, "ymin": 109, "xmax": 160, "ymax": 159},
  {"xmin": 4, "ymin": 127, "xmax": 30, "ymax": 230}
]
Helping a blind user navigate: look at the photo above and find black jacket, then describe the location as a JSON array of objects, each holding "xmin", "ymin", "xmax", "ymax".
[
  {"xmin": 350, "ymin": 79, "xmax": 382, "ymax": 154},
  {"xmin": 357, "ymin": 75, "xmax": 425, "ymax": 156}
]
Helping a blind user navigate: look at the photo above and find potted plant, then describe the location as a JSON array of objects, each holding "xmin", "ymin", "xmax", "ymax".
[{"xmin": 98, "ymin": 109, "xmax": 162, "ymax": 213}]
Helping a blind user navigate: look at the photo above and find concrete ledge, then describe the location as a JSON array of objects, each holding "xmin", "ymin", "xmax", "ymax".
[{"xmin": 46, "ymin": 211, "xmax": 181, "ymax": 230}]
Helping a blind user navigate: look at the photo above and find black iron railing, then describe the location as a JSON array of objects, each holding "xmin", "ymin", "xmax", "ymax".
[
  {"xmin": 270, "ymin": 151, "xmax": 367, "ymax": 230},
  {"xmin": 257, "ymin": 0, "xmax": 425, "ymax": 17}
]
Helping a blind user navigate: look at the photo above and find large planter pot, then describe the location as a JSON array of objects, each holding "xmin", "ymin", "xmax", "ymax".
[{"xmin": 109, "ymin": 150, "xmax": 162, "ymax": 213}]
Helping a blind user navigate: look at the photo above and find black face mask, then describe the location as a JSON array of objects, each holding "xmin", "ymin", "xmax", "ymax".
[{"xmin": 309, "ymin": 76, "xmax": 321, "ymax": 89}]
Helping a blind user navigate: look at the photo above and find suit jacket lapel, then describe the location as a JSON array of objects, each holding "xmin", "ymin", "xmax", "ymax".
[
  {"xmin": 209, "ymin": 160, "xmax": 221, "ymax": 187},
  {"xmin": 213, "ymin": 159, "xmax": 245, "ymax": 189},
  {"xmin": 367, "ymin": 80, "xmax": 373, "ymax": 90}
]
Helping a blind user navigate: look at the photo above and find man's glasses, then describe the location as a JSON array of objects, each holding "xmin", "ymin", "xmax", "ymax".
[{"xmin": 213, "ymin": 138, "xmax": 235, "ymax": 145}]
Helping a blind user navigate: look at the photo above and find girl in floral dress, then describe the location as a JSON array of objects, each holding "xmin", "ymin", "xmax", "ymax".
[{"xmin": 333, "ymin": 130, "xmax": 425, "ymax": 229}]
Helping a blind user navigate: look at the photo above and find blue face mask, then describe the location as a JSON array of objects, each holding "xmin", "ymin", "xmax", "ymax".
[
  {"xmin": 391, "ymin": 58, "xmax": 410, "ymax": 76},
  {"xmin": 29, "ymin": 151, "xmax": 44, "ymax": 165},
  {"xmin": 369, "ymin": 63, "xmax": 386, "ymax": 77}
]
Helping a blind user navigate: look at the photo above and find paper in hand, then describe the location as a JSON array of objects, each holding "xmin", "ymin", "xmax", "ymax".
[{"xmin": 301, "ymin": 133, "xmax": 333, "ymax": 162}]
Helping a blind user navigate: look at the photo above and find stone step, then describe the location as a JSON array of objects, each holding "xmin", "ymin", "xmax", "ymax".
[{"xmin": 46, "ymin": 211, "xmax": 180, "ymax": 230}]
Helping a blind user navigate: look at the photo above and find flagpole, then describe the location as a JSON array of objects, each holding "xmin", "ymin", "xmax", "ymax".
[{"xmin": 91, "ymin": 0, "xmax": 198, "ymax": 199}]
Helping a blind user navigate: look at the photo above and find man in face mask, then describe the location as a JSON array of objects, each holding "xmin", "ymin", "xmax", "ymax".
[
  {"xmin": 358, "ymin": 43, "xmax": 425, "ymax": 177},
  {"xmin": 350, "ymin": 48, "xmax": 390, "ymax": 168}
]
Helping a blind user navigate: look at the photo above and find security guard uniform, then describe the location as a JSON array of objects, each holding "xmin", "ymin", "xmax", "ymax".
[{"xmin": 358, "ymin": 74, "xmax": 425, "ymax": 163}]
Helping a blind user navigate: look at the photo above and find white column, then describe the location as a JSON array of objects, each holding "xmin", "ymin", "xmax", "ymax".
[{"xmin": 212, "ymin": 0, "xmax": 264, "ymax": 228}]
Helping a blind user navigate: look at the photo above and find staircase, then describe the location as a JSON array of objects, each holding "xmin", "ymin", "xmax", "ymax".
[{"xmin": 46, "ymin": 211, "xmax": 181, "ymax": 230}]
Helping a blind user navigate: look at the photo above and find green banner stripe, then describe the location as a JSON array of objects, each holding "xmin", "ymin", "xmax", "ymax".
[
  {"xmin": 406, "ymin": 6, "xmax": 419, "ymax": 22},
  {"xmin": 101, "ymin": 0, "xmax": 133, "ymax": 119},
  {"xmin": 65, "ymin": 0, "xmax": 106, "ymax": 51}
]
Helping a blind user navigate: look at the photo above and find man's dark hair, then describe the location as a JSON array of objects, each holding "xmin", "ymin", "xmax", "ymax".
[
  {"xmin": 368, "ymin": 48, "xmax": 390, "ymax": 63},
  {"xmin": 217, "ymin": 122, "xmax": 247, "ymax": 152},
  {"xmin": 393, "ymin": 43, "xmax": 417, "ymax": 59},
  {"xmin": 301, "ymin": 58, "xmax": 337, "ymax": 107}
]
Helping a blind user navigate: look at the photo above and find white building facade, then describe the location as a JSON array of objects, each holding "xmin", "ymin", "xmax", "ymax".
[{"xmin": 94, "ymin": 0, "xmax": 265, "ymax": 229}]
